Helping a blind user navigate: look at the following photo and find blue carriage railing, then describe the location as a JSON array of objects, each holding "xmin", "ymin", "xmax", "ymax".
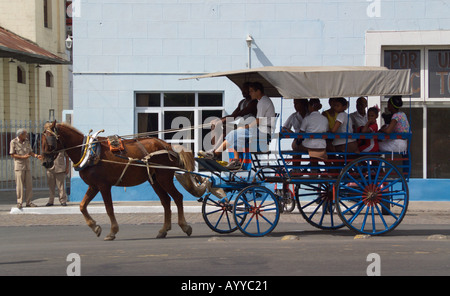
[
  {"xmin": 195, "ymin": 131, "xmax": 411, "ymax": 189},
  {"xmin": 247, "ymin": 132, "xmax": 412, "ymax": 184}
]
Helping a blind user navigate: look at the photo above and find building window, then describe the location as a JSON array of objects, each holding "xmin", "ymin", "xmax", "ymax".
[
  {"xmin": 383, "ymin": 47, "xmax": 450, "ymax": 179},
  {"xmin": 383, "ymin": 50, "xmax": 421, "ymax": 98},
  {"xmin": 428, "ymin": 50, "xmax": 450, "ymax": 98},
  {"xmin": 427, "ymin": 108, "xmax": 450, "ymax": 178},
  {"xmin": 45, "ymin": 71, "xmax": 54, "ymax": 87},
  {"xmin": 135, "ymin": 92, "xmax": 224, "ymax": 153},
  {"xmin": 44, "ymin": 0, "xmax": 52, "ymax": 28},
  {"xmin": 17, "ymin": 66, "xmax": 26, "ymax": 84}
]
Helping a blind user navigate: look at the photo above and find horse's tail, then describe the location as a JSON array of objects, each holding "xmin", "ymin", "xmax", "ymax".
[
  {"xmin": 173, "ymin": 146, "xmax": 207, "ymax": 198},
  {"xmin": 176, "ymin": 149, "xmax": 195, "ymax": 172}
]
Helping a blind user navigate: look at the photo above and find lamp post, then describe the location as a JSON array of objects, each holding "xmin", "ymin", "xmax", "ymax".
[{"xmin": 246, "ymin": 35, "xmax": 253, "ymax": 69}]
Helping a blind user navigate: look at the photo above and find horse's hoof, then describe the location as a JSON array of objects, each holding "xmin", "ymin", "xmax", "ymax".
[
  {"xmin": 104, "ymin": 235, "xmax": 116, "ymax": 241},
  {"xmin": 184, "ymin": 225, "xmax": 192, "ymax": 237},
  {"xmin": 94, "ymin": 225, "xmax": 102, "ymax": 237},
  {"xmin": 157, "ymin": 231, "xmax": 167, "ymax": 238}
]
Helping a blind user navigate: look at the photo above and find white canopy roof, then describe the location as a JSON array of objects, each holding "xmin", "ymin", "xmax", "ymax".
[{"xmin": 181, "ymin": 66, "xmax": 412, "ymax": 99}]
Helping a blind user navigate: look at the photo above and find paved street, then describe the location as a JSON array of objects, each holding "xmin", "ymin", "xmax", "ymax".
[
  {"xmin": 1, "ymin": 222, "xmax": 450, "ymax": 278},
  {"xmin": 1, "ymin": 190, "xmax": 450, "ymax": 278}
]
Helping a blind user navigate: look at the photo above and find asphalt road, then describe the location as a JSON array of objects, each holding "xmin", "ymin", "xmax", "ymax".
[
  {"xmin": 1, "ymin": 192, "xmax": 450, "ymax": 280},
  {"xmin": 1, "ymin": 219, "xmax": 450, "ymax": 277}
]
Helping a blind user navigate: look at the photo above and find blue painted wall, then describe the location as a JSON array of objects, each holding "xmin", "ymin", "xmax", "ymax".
[
  {"xmin": 70, "ymin": 0, "xmax": 450, "ymax": 202},
  {"xmin": 68, "ymin": 178, "xmax": 450, "ymax": 202}
]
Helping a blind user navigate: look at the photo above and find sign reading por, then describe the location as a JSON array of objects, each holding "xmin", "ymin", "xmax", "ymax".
[{"xmin": 384, "ymin": 50, "xmax": 421, "ymax": 98}]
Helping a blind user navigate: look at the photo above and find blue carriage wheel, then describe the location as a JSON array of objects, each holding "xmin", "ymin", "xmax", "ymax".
[
  {"xmin": 335, "ymin": 156, "xmax": 409, "ymax": 235},
  {"xmin": 202, "ymin": 191, "xmax": 242, "ymax": 234},
  {"xmin": 233, "ymin": 185, "xmax": 280, "ymax": 237},
  {"xmin": 295, "ymin": 183, "xmax": 346, "ymax": 230}
]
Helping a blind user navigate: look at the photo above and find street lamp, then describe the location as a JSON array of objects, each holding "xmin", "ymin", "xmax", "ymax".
[
  {"xmin": 65, "ymin": 35, "xmax": 73, "ymax": 50},
  {"xmin": 246, "ymin": 35, "xmax": 253, "ymax": 68}
]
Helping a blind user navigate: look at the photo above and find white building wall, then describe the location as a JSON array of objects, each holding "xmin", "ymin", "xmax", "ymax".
[
  {"xmin": 71, "ymin": 0, "xmax": 450, "ymax": 201},
  {"xmin": 73, "ymin": 0, "xmax": 450, "ymax": 131}
]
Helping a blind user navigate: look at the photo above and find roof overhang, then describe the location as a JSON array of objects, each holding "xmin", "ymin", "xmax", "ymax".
[
  {"xmin": 181, "ymin": 66, "xmax": 412, "ymax": 99},
  {"xmin": 0, "ymin": 26, "xmax": 70, "ymax": 65}
]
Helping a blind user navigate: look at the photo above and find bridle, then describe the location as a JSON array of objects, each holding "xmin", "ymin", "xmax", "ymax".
[{"xmin": 42, "ymin": 125, "xmax": 63, "ymax": 156}]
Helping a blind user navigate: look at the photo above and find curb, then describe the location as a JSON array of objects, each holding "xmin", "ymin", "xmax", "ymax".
[
  {"xmin": 5, "ymin": 200, "xmax": 450, "ymax": 215},
  {"xmin": 9, "ymin": 205, "xmax": 202, "ymax": 215}
]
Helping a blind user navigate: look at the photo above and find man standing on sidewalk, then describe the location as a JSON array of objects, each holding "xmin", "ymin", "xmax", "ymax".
[
  {"xmin": 45, "ymin": 151, "xmax": 70, "ymax": 207},
  {"xmin": 43, "ymin": 122, "xmax": 70, "ymax": 207},
  {"xmin": 10, "ymin": 129, "xmax": 41, "ymax": 209}
]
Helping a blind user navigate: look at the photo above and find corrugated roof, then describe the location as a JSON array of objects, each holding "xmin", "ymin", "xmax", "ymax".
[{"xmin": 0, "ymin": 26, "xmax": 69, "ymax": 65}]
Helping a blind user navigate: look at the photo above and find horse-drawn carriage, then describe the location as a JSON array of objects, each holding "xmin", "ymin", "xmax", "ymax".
[
  {"xmin": 184, "ymin": 66, "xmax": 412, "ymax": 237},
  {"xmin": 41, "ymin": 66, "xmax": 412, "ymax": 240}
]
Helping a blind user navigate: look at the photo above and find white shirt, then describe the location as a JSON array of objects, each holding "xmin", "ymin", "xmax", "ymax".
[
  {"xmin": 300, "ymin": 111, "xmax": 328, "ymax": 149},
  {"xmin": 256, "ymin": 95, "xmax": 276, "ymax": 134},
  {"xmin": 333, "ymin": 112, "xmax": 356, "ymax": 146},
  {"xmin": 350, "ymin": 111, "xmax": 367, "ymax": 130},
  {"xmin": 256, "ymin": 95, "xmax": 275, "ymax": 118},
  {"xmin": 283, "ymin": 112, "xmax": 304, "ymax": 133}
]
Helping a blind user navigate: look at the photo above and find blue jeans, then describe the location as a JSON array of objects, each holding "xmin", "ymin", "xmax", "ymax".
[{"xmin": 225, "ymin": 128, "xmax": 270, "ymax": 153}]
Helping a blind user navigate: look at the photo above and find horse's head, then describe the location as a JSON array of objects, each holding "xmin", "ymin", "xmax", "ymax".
[{"xmin": 41, "ymin": 120, "xmax": 62, "ymax": 168}]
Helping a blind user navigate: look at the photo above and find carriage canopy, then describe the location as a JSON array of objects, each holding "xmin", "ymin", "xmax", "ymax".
[{"xmin": 182, "ymin": 66, "xmax": 412, "ymax": 99}]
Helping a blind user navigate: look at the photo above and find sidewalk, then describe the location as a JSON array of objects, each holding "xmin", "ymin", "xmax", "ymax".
[
  {"xmin": 2, "ymin": 190, "xmax": 450, "ymax": 215},
  {"xmin": 0, "ymin": 190, "xmax": 202, "ymax": 215},
  {"xmin": 1, "ymin": 190, "xmax": 450, "ymax": 228}
]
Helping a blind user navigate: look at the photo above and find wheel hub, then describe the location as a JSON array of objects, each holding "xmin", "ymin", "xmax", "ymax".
[
  {"xmin": 249, "ymin": 206, "xmax": 261, "ymax": 214},
  {"xmin": 362, "ymin": 184, "xmax": 382, "ymax": 206},
  {"xmin": 317, "ymin": 185, "xmax": 333, "ymax": 203},
  {"xmin": 219, "ymin": 202, "xmax": 232, "ymax": 212}
]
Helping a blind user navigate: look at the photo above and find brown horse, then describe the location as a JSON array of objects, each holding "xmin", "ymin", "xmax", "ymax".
[{"xmin": 40, "ymin": 121, "xmax": 196, "ymax": 241}]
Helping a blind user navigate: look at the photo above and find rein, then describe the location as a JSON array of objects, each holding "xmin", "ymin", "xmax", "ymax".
[
  {"xmin": 45, "ymin": 125, "xmax": 193, "ymax": 187},
  {"xmin": 100, "ymin": 158, "xmax": 190, "ymax": 172},
  {"xmin": 101, "ymin": 154, "xmax": 191, "ymax": 186},
  {"xmin": 48, "ymin": 122, "xmax": 212, "ymax": 155}
]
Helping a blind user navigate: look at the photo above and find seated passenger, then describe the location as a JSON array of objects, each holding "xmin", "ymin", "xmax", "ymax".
[
  {"xmin": 290, "ymin": 99, "xmax": 328, "ymax": 176},
  {"xmin": 322, "ymin": 97, "xmax": 337, "ymax": 153},
  {"xmin": 358, "ymin": 106, "xmax": 379, "ymax": 152},
  {"xmin": 330, "ymin": 97, "xmax": 359, "ymax": 154},
  {"xmin": 281, "ymin": 99, "xmax": 309, "ymax": 151},
  {"xmin": 379, "ymin": 96, "xmax": 410, "ymax": 153},
  {"xmin": 295, "ymin": 99, "xmax": 329, "ymax": 174},
  {"xmin": 199, "ymin": 82, "xmax": 276, "ymax": 170},
  {"xmin": 322, "ymin": 97, "xmax": 338, "ymax": 131},
  {"xmin": 350, "ymin": 96, "xmax": 368, "ymax": 132},
  {"xmin": 209, "ymin": 82, "xmax": 258, "ymax": 146}
]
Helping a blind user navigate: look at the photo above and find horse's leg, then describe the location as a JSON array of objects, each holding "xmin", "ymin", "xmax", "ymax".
[
  {"xmin": 99, "ymin": 186, "xmax": 119, "ymax": 241},
  {"xmin": 158, "ymin": 175, "xmax": 192, "ymax": 237},
  {"xmin": 150, "ymin": 180, "xmax": 172, "ymax": 238},
  {"xmin": 79, "ymin": 186, "xmax": 102, "ymax": 237}
]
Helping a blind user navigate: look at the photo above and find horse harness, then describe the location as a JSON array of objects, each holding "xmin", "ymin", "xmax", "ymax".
[
  {"xmin": 113, "ymin": 138, "xmax": 178, "ymax": 186},
  {"xmin": 44, "ymin": 126, "xmax": 183, "ymax": 186},
  {"xmin": 75, "ymin": 130, "xmax": 179, "ymax": 185},
  {"xmin": 72, "ymin": 129, "xmax": 104, "ymax": 170}
]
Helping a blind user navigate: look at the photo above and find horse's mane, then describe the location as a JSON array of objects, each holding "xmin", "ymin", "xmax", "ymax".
[{"xmin": 57, "ymin": 122, "xmax": 84, "ymax": 136}]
